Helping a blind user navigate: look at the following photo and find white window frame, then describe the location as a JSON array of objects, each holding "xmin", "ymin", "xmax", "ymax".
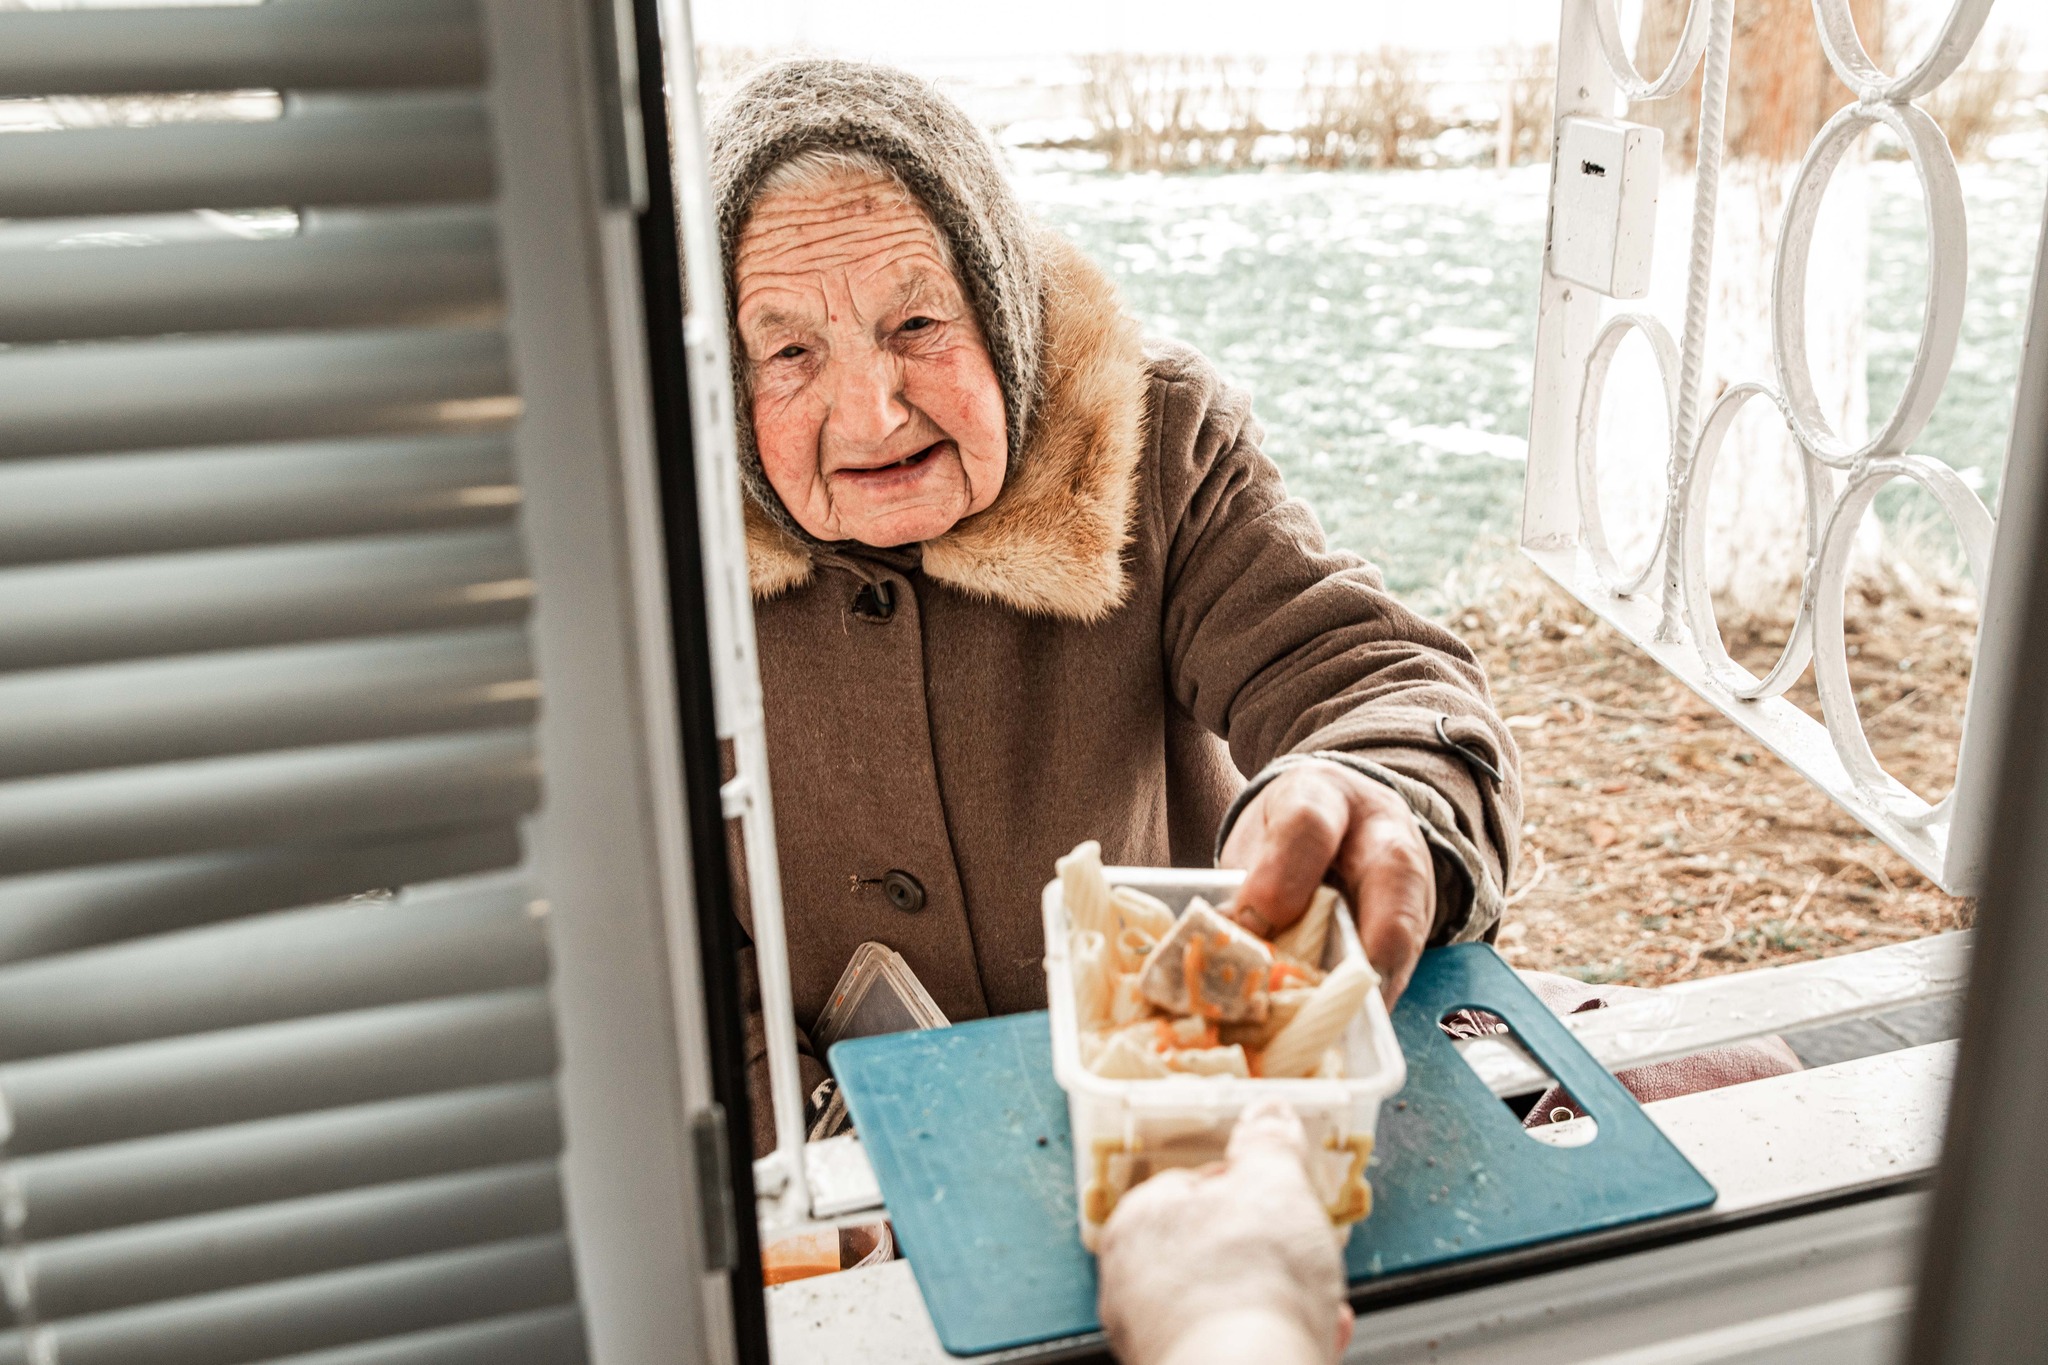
[
  {"xmin": 644, "ymin": 2, "xmax": 2040, "ymax": 1354},
  {"xmin": 648, "ymin": 0, "xmax": 816, "ymax": 1232}
]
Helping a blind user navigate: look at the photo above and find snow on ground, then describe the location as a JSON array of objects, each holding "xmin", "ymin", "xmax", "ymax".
[
  {"xmin": 1016, "ymin": 155, "xmax": 1552, "ymax": 599},
  {"xmin": 1010, "ymin": 141, "xmax": 2048, "ymax": 602},
  {"xmin": 1869, "ymin": 150, "xmax": 2048, "ymax": 531}
]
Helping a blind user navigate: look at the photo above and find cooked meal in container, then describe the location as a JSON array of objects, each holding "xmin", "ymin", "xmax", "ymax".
[{"xmin": 1059, "ymin": 841, "xmax": 1377, "ymax": 1083}]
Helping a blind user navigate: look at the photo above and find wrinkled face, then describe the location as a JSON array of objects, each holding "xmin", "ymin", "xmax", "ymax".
[{"xmin": 734, "ymin": 171, "xmax": 1007, "ymax": 547}]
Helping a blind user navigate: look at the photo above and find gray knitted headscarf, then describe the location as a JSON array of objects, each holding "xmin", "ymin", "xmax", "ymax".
[{"xmin": 707, "ymin": 58, "xmax": 1045, "ymax": 543}]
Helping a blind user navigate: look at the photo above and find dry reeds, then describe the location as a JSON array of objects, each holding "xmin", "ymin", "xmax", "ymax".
[
  {"xmin": 1630, "ymin": 0, "xmax": 1885, "ymax": 167},
  {"xmin": 1495, "ymin": 44, "xmax": 1555, "ymax": 169},
  {"xmin": 1078, "ymin": 54, "xmax": 1267, "ymax": 172},
  {"xmin": 1296, "ymin": 49, "xmax": 1441, "ymax": 170},
  {"xmin": 1921, "ymin": 30, "xmax": 2030, "ymax": 161},
  {"xmin": 1626, "ymin": 0, "xmax": 2035, "ymax": 167},
  {"xmin": 1072, "ymin": 49, "xmax": 1443, "ymax": 173}
]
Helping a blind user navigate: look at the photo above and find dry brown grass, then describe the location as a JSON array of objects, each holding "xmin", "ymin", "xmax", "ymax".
[
  {"xmin": 1496, "ymin": 45, "xmax": 1556, "ymax": 169},
  {"xmin": 1459, "ymin": 563, "xmax": 1973, "ymax": 986},
  {"xmin": 1297, "ymin": 50, "xmax": 1442, "ymax": 171},
  {"xmin": 1920, "ymin": 30, "xmax": 2031, "ymax": 162},
  {"xmin": 1631, "ymin": 0, "xmax": 1887, "ymax": 167},
  {"xmin": 1067, "ymin": 49, "xmax": 1449, "ymax": 172},
  {"xmin": 1078, "ymin": 54, "xmax": 1268, "ymax": 173}
]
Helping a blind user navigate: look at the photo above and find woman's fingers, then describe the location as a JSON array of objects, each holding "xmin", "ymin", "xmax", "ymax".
[
  {"xmin": 1220, "ymin": 766, "xmax": 1351, "ymax": 935},
  {"xmin": 1223, "ymin": 760, "xmax": 1434, "ymax": 1005},
  {"xmin": 1350, "ymin": 859, "xmax": 1431, "ymax": 1005},
  {"xmin": 1339, "ymin": 802, "xmax": 1434, "ymax": 1004}
]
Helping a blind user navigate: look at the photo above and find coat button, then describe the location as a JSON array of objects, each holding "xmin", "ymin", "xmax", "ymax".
[
  {"xmin": 881, "ymin": 870, "xmax": 925, "ymax": 914},
  {"xmin": 852, "ymin": 581, "xmax": 896, "ymax": 622}
]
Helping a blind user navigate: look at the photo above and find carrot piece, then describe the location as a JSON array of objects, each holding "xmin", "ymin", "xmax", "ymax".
[{"xmin": 1269, "ymin": 960, "xmax": 1317, "ymax": 991}]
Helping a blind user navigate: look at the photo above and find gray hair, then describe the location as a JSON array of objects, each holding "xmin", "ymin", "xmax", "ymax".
[{"xmin": 753, "ymin": 145, "xmax": 888, "ymax": 199}]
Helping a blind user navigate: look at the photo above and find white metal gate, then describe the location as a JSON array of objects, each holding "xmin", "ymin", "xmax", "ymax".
[{"xmin": 1525, "ymin": 0, "xmax": 2029, "ymax": 894}]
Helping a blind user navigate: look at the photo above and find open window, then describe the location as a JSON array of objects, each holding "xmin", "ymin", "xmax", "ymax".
[
  {"xmin": 3, "ymin": 0, "xmax": 2044, "ymax": 1362},
  {"xmin": 655, "ymin": 0, "xmax": 2045, "ymax": 1358}
]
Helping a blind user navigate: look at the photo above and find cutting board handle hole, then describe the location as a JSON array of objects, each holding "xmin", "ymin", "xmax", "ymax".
[{"xmin": 1438, "ymin": 1009, "xmax": 1601, "ymax": 1148}]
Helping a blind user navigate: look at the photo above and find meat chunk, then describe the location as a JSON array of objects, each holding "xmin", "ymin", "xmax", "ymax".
[{"xmin": 1136, "ymin": 900, "xmax": 1273, "ymax": 1023}]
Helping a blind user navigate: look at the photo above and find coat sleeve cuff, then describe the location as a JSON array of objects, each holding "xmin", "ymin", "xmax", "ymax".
[{"xmin": 1215, "ymin": 749, "xmax": 1505, "ymax": 944}]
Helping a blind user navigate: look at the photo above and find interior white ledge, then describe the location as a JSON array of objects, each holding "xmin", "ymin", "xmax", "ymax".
[{"xmin": 768, "ymin": 1040, "xmax": 1954, "ymax": 1365}]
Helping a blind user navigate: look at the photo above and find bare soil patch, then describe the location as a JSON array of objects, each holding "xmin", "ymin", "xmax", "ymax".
[{"xmin": 1461, "ymin": 565, "xmax": 1974, "ymax": 986}]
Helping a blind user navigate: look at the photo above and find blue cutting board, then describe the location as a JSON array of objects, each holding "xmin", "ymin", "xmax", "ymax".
[{"xmin": 832, "ymin": 943, "xmax": 1716, "ymax": 1357}]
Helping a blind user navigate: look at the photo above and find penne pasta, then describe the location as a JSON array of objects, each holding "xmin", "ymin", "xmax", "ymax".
[
  {"xmin": 1057, "ymin": 840, "xmax": 1118, "ymax": 936},
  {"xmin": 1113, "ymin": 925, "xmax": 1158, "ymax": 975},
  {"xmin": 1070, "ymin": 928, "xmax": 1114, "ymax": 1030},
  {"xmin": 1079, "ymin": 1030, "xmax": 1108, "ymax": 1069},
  {"xmin": 1060, "ymin": 840, "xmax": 1372, "ymax": 1090},
  {"xmin": 1053, "ymin": 843, "xmax": 1395, "ymax": 1248},
  {"xmin": 1256, "ymin": 957, "xmax": 1376, "ymax": 1079},
  {"xmin": 1271, "ymin": 885, "xmax": 1340, "ymax": 967},
  {"xmin": 1091, "ymin": 1031, "xmax": 1171, "ymax": 1079},
  {"xmin": 1110, "ymin": 885, "xmax": 1176, "ymax": 941},
  {"xmin": 1109, "ymin": 973, "xmax": 1152, "ymax": 1026},
  {"xmin": 1219, "ymin": 984, "xmax": 1314, "ymax": 1051}
]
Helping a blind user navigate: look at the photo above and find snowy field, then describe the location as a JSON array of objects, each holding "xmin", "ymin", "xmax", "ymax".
[
  {"xmin": 1869, "ymin": 146, "xmax": 2048, "ymax": 513},
  {"xmin": 1013, "ymin": 143, "xmax": 2048, "ymax": 605}
]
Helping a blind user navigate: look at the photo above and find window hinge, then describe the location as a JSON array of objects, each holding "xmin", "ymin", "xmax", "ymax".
[{"xmin": 691, "ymin": 1103, "xmax": 740, "ymax": 1273}]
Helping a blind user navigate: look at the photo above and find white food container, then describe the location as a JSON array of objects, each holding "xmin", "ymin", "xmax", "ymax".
[{"xmin": 1043, "ymin": 866, "xmax": 1406, "ymax": 1250}]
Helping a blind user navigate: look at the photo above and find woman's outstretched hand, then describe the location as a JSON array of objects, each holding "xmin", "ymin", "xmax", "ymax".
[
  {"xmin": 1097, "ymin": 1100, "xmax": 1353, "ymax": 1365},
  {"xmin": 1221, "ymin": 758, "xmax": 1434, "ymax": 1005}
]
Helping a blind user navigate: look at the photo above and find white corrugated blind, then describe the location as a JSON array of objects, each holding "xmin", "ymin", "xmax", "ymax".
[{"xmin": 0, "ymin": 2, "xmax": 589, "ymax": 1360}]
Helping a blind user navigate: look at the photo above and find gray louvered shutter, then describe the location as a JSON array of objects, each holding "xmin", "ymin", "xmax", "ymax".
[{"xmin": 0, "ymin": 3, "xmax": 722, "ymax": 1362}]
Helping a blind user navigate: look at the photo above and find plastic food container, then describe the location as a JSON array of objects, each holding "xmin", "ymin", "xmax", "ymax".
[{"xmin": 1042, "ymin": 866, "xmax": 1406, "ymax": 1251}]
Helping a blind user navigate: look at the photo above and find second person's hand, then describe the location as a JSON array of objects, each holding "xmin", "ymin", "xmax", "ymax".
[{"xmin": 1097, "ymin": 1099, "xmax": 1353, "ymax": 1365}]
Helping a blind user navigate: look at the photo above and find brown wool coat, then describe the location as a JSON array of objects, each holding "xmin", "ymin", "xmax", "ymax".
[{"xmin": 736, "ymin": 236, "xmax": 1520, "ymax": 1154}]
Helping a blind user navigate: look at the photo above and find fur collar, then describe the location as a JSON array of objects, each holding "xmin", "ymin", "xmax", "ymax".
[{"xmin": 743, "ymin": 231, "xmax": 1150, "ymax": 623}]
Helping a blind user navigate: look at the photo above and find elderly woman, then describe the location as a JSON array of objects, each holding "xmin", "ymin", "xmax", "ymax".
[{"xmin": 709, "ymin": 59, "xmax": 1519, "ymax": 1152}]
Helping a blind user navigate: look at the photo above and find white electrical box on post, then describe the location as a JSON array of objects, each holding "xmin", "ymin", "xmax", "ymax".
[{"xmin": 1549, "ymin": 117, "xmax": 1662, "ymax": 300}]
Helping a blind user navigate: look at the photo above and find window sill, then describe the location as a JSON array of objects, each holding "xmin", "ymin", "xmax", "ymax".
[
  {"xmin": 768, "ymin": 933, "xmax": 1965, "ymax": 1363},
  {"xmin": 770, "ymin": 1038, "xmax": 1950, "ymax": 1363}
]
